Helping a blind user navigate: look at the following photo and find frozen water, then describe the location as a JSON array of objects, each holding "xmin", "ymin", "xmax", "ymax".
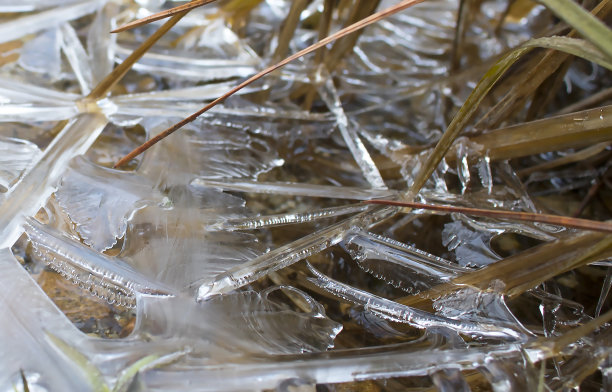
[
  {"xmin": 0, "ymin": 137, "xmax": 41, "ymax": 192},
  {"xmin": 0, "ymin": 0, "xmax": 609, "ymax": 390},
  {"xmin": 56, "ymin": 156, "xmax": 165, "ymax": 251},
  {"xmin": 343, "ymin": 230, "xmax": 468, "ymax": 293}
]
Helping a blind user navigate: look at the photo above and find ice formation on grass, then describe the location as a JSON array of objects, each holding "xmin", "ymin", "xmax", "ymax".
[{"xmin": 0, "ymin": 0, "xmax": 611, "ymax": 391}]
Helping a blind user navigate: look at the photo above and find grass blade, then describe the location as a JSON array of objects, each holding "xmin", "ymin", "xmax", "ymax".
[
  {"xmin": 111, "ymin": 0, "xmax": 218, "ymax": 33},
  {"xmin": 113, "ymin": 350, "xmax": 188, "ymax": 392},
  {"xmin": 408, "ymin": 36, "xmax": 612, "ymax": 195},
  {"xmin": 88, "ymin": 12, "xmax": 190, "ymax": 99},
  {"xmin": 46, "ymin": 332, "xmax": 110, "ymax": 392},
  {"xmin": 465, "ymin": 104, "xmax": 612, "ymax": 162},
  {"xmin": 114, "ymin": 0, "xmax": 427, "ymax": 168},
  {"xmin": 365, "ymin": 199, "xmax": 612, "ymax": 233},
  {"xmin": 471, "ymin": 0, "xmax": 611, "ymax": 132},
  {"xmin": 399, "ymin": 231, "xmax": 612, "ymax": 306},
  {"xmin": 538, "ymin": 0, "xmax": 612, "ymax": 60},
  {"xmin": 547, "ymin": 308, "xmax": 612, "ymax": 354}
]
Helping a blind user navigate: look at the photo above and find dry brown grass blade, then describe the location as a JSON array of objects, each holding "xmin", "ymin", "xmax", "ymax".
[
  {"xmin": 0, "ymin": 39, "xmax": 21, "ymax": 66},
  {"xmin": 315, "ymin": 0, "xmax": 334, "ymax": 64},
  {"xmin": 364, "ymin": 199, "xmax": 612, "ymax": 233},
  {"xmin": 557, "ymin": 85, "xmax": 612, "ymax": 115},
  {"xmin": 469, "ymin": 104, "xmax": 612, "ymax": 162},
  {"xmin": 114, "ymin": 0, "xmax": 427, "ymax": 168},
  {"xmin": 472, "ymin": 0, "xmax": 612, "ymax": 132},
  {"xmin": 518, "ymin": 142, "xmax": 611, "ymax": 178},
  {"xmin": 88, "ymin": 12, "xmax": 190, "ymax": 99},
  {"xmin": 272, "ymin": 0, "xmax": 310, "ymax": 61},
  {"xmin": 111, "ymin": 0, "xmax": 218, "ymax": 33},
  {"xmin": 547, "ymin": 308, "xmax": 612, "ymax": 354},
  {"xmin": 399, "ymin": 230, "xmax": 612, "ymax": 307},
  {"xmin": 301, "ymin": 0, "xmax": 335, "ymax": 109}
]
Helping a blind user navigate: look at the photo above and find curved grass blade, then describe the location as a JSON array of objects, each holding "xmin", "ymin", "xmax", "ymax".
[
  {"xmin": 19, "ymin": 369, "xmax": 30, "ymax": 392},
  {"xmin": 114, "ymin": 0, "xmax": 427, "ymax": 168},
  {"xmin": 46, "ymin": 332, "xmax": 110, "ymax": 392},
  {"xmin": 538, "ymin": 0, "xmax": 612, "ymax": 60},
  {"xmin": 111, "ymin": 0, "xmax": 218, "ymax": 33},
  {"xmin": 408, "ymin": 36, "xmax": 612, "ymax": 195},
  {"xmin": 471, "ymin": 0, "xmax": 611, "ymax": 133},
  {"xmin": 113, "ymin": 350, "xmax": 188, "ymax": 392},
  {"xmin": 365, "ymin": 199, "xmax": 612, "ymax": 233}
]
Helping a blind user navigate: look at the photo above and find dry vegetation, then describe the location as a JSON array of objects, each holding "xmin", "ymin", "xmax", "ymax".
[{"xmin": 1, "ymin": 0, "xmax": 612, "ymax": 390}]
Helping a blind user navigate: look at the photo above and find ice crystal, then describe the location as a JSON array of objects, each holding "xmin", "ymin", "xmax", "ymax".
[{"xmin": 0, "ymin": 0, "xmax": 610, "ymax": 390}]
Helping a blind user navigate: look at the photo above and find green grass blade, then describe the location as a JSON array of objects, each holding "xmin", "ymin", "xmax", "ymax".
[
  {"xmin": 113, "ymin": 350, "xmax": 188, "ymax": 392},
  {"xmin": 19, "ymin": 369, "xmax": 29, "ymax": 392},
  {"xmin": 538, "ymin": 0, "xmax": 612, "ymax": 60},
  {"xmin": 46, "ymin": 332, "xmax": 110, "ymax": 392},
  {"xmin": 113, "ymin": 355, "xmax": 160, "ymax": 392},
  {"xmin": 408, "ymin": 36, "xmax": 612, "ymax": 195}
]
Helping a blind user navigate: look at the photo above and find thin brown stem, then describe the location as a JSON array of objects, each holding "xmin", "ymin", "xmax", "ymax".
[
  {"xmin": 548, "ymin": 308, "xmax": 612, "ymax": 353},
  {"xmin": 114, "ymin": 0, "xmax": 426, "ymax": 168},
  {"xmin": 315, "ymin": 0, "xmax": 334, "ymax": 64},
  {"xmin": 111, "ymin": 0, "xmax": 218, "ymax": 33},
  {"xmin": 517, "ymin": 142, "xmax": 611, "ymax": 178},
  {"xmin": 557, "ymin": 85, "xmax": 612, "ymax": 115},
  {"xmin": 450, "ymin": 0, "xmax": 469, "ymax": 72},
  {"xmin": 572, "ymin": 166, "xmax": 612, "ymax": 217},
  {"xmin": 572, "ymin": 178, "xmax": 603, "ymax": 218},
  {"xmin": 364, "ymin": 199, "xmax": 612, "ymax": 233}
]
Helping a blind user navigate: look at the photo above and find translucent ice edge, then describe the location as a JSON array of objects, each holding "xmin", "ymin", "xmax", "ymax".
[
  {"xmin": 0, "ymin": 113, "xmax": 108, "ymax": 249},
  {"xmin": 206, "ymin": 203, "xmax": 369, "ymax": 231},
  {"xmin": 111, "ymin": 101, "xmax": 336, "ymax": 125},
  {"xmin": 60, "ymin": 22, "xmax": 94, "ymax": 95},
  {"xmin": 0, "ymin": 76, "xmax": 80, "ymax": 104},
  {"xmin": 0, "ymin": 0, "xmax": 105, "ymax": 44},
  {"xmin": 0, "ymin": 136, "xmax": 42, "ymax": 192},
  {"xmin": 0, "ymin": 247, "xmax": 98, "ymax": 391},
  {"xmin": 0, "ymin": 247, "xmax": 200, "ymax": 392},
  {"xmin": 197, "ymin": 206, "xmax": 397, "ymax": 300},
  {"xmin": 0, "ymin": 77, "xmax": 80, "ymax": 122},
  {"xmin": 306, "ymin": 262, "xmax": 524, "ymax": 341},
  {"xmin": 0, "ymin": 0, "xmax": 86, "ymax": 12},
  {"xmin": 25, "ymin": 218, "xmax": 175, "ymax": 308},
  {"xmin": 114, "ymin": 45, "xmax": 258, "ymax": 82},
  {"xmin": 191, "ymin": 178, "xmax": 397, "ymax": 200},
  {"xmin": 139, "ymin": 343, "xmax": 531, "ymax": 391},
  {"xmin": 343, "ymin": 230, "xmax": 470, "ymax": 293},
  {"xmin": 111, "ymin": 80, "xmax": 261, "ymax": 103},
  {"xmin": 56, "ymin": 156, "xmax": 166, "ymax": 252},
  {"xmin": 319, "ymin": 74, "xmax": 387, "ymax": 189}
]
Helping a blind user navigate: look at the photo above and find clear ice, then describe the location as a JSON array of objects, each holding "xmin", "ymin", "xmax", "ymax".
[{"xmin": 0, "ymin": 0, "xmax": 611, "ymax": 391}]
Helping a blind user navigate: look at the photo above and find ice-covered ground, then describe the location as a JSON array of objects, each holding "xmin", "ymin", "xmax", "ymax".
[{"xmin": 0, "ymin": 0, "xmax": 611, "ymax": 390}]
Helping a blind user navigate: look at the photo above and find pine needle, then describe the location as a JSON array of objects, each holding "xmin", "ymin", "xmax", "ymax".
[
  {"xmin": 364, "ymin": 199, "xmax": 612, "ymax": 233},
  {"xmin": 113, "ymin": 0, "xmax": 427, "ymax": 168},
  {"xmin": 111, "ymin": 0, "xmax": 218, "ymax": 33}
]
